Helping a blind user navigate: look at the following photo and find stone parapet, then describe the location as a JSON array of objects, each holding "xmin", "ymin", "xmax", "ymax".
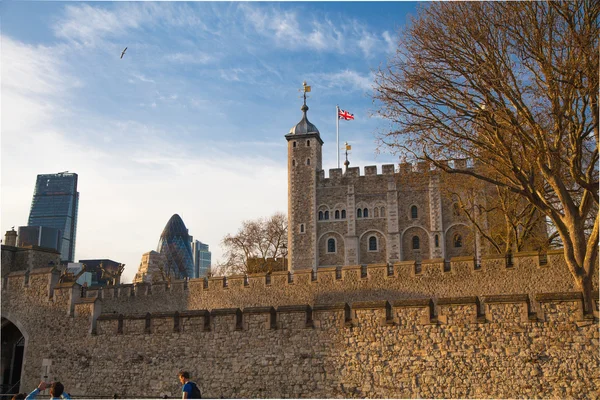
[
  {"xmin": 4, "ymin": 252, "xmax": 597, "ymax": 317},
  {"xmin": 89, "ymin": 293, "xmax": 589, "ymax": 336}
]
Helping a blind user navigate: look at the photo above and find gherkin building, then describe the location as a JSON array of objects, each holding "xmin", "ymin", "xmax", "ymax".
[{"xmin": 157, "ymin": 214, "xmax": 194, "ymax": 279}]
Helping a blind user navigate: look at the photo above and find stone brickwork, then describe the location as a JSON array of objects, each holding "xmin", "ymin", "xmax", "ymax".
[
  {"xmin": 311, "ymin": 166, "xmax": 497, "ymax": 267},
  {"xmin": 133, "ymin": 250, "xmax": 167, "ymax": 284},
  {"xmin": 1, "ymin": 244, "xmax": 61, "ymax": 277},
  {"xmin": 285, "ymin": 103, "xmax": 543, "ymax": 270},
  {"xmin": 50, "ymin": 251, "xmax": 596, "ymax": 316},
  {"xmin": 287, "ymin": 134, "xmax": 322, "ymax": 271},
  {"xmin": 1, "ymin": 268, "xmax": 598, "ymax": 399}
]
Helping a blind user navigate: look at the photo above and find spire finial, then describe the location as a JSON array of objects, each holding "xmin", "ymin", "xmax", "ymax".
[
  {"xmin": 344, "ymin": 142, "xmax": 351, "ymax": 172},
  {"xmin": 300, "ymin": 81, "xmax": 311, "ymax": 111}
]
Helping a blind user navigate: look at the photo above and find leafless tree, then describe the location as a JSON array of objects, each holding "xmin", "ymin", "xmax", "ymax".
[
  {"xmin": 374, "ymin": 1, "xmax": 598, "ymax": 311},
  {"xmin": 218, "ymin": 212, "xmax": 288, "ymax": 275},
  {"xmin": 442, "ymin": 172, "xmax": 552, "ymax": 255}
]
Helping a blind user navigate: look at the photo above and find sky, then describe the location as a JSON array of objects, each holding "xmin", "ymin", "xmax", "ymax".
[{"xmin": 1, "ymin": 1, "xmax": 418, "ymax": 283}]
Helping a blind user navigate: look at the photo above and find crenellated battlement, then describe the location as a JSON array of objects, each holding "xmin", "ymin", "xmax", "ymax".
[
  {"xmin": 87, "ymin": 292, "xmax": 594, "ymax": 336},
  {"xmin": 3, "ymin": 251, "xmax": 597, "ymax": 320},
  {"xmin": 2, "ymin": 250, "xmax": 598, "ymax": 399},
  {"xmin": 318, "ymin": 162, "xmax": 474, "ymax": 185}
]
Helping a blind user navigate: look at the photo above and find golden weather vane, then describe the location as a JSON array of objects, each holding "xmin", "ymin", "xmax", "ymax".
[{"xmin": 298, "ymin": 81, "xmax": 311, "ymax": 106}]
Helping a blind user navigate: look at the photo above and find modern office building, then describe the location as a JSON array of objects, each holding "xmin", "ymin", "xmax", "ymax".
[
  {"xmin": 27, "ymin": 172, "xmax": 79, "ymax": 262},
  {"xmin": 191, "ymin": 240, "xmax": 211, "ymax": 278},
  {"xmin": 17, "ymin": 226, "xmax": 62, "ymax": 252},
  {"xmin": 157, "ymin": 214, "xmax": 195, "ymax": 279}
]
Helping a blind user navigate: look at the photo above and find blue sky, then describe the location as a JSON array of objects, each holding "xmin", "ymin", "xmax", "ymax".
[{"xmin": 1, "ymin": 1, "xmax": 418, "ymax": 282}]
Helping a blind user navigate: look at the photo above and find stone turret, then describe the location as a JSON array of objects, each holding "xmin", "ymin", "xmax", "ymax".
[
  {"xmin": 285, "ymin": 82, "xmax": 323, "ymax": 271},
  {"xmin": 4, "ymin": 228, "xmax": 17, "ymax": 247}
]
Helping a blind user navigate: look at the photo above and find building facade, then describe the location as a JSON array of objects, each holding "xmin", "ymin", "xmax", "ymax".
[
  {"xmin": 191, "ymin": 240, "xmax": 211, "ymax": 278},
  {"xmin": 133, "ymin": 250, "xmax": 168, "ymax": 283},
  {"xmin": 17, "ymin": 226, "xmax": 62, "ymax": 253},
  {"xmin": 157, "ymin": 214, "xmax": 195, "ymax": 279},
  {"xmin": 27, "ymin": 172, "xmax": 79, "ymax": 262},
  {"xmin": 285, "ymin": 100, "xmax": 521, "ymax": 271}
]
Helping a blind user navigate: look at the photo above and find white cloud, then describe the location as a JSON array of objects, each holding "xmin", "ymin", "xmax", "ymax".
[
  {"xmin": 1, "ymin": 36, "xmax": 288, "ymax": 283},
  {"xmin": 52, "ymin": 3, "xmax": 208, "ymax": 47},
  {"xmin": 382, "ymin": 31, "xmax": 397, "ymax": 54},
  {"xmin": 164, "ymin": 52, "xmax": 214, "ymax": 65},
  {"xmin": 238, "ymin": 4, "xmax": 392, "ymax": 57},
  {"xmin": 219, "ymin": 68, "xmax": 259, "ymax": 83},
  {"xmin": 312, "ymin": 70, "xmax": 374, "ymax": 92},
  {"xmin": 2, "ymin": 37, "xmax": 79, "ymax": 96},
  {"xmin": 358, "ymin": 32, "xmax": 379, "ymax": 58},
  {"xmin": 53, "ymin": 4, "xmax": 137, "ymax": 46},
  {"xmin": 131, "ymin": 73, "xmax": 155, "ymax": 84}
]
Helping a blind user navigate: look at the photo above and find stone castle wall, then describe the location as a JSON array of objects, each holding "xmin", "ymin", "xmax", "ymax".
[
  {"xmin": 67, "ymin": 251, "xmax": 598, "ymax": 316},
  {"xmin": 2, "ymin": 265, "xmax": 598, "ymax": 398},
  {"xmin": 313, "ymin": 163, "xmax": 507, "ymax": 268},
  {"xmin": 0, "ymin": 245, "xmax": 61, "ymax": 277}
]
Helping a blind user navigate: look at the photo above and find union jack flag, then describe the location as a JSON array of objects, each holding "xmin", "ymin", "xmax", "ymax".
[{"xmin": 338, "ymin": 108, "xmax": 354, "ymax": 120}]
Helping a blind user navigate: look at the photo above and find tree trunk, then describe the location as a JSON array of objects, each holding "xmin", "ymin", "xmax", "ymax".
[{"xmin": 574, "ymin": 273, "xmax": 595, "ymax": 315}]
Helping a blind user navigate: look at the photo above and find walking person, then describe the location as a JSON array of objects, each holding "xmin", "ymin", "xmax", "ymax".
[
  {"xmin": 178, "ymin": 370, "xmax": 201, "ymax": 399},
  {"xmin": 25, "ymin": 381, "xmax": 71, "ymax": 400}
]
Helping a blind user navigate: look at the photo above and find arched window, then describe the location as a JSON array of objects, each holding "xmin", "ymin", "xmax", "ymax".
[
  {"xmin": 306, "ymin": 158, "xmax": 311, "ymax": 165},
  {"xmin": 363, "ymin": 208, "xmax": 369, "ymax": 218},
  {"xmin": 341, "ymin": 210, "xmax": 346, "ymax": 219},
  {"xmin": 380, "ymin": 207, "xmax": 385, "ymax": 217},
  {"xmin": 369, "ymin": 236, "xmax": 377, "ymax": 251},
  {"xmin": 300, "ymin": 224, "xmax": 305, "ymax": 233},
  {"xmin": 307, "ymin": 140, "xmax": 310, "ymax": 146},
  {"xmin": 292, "ymin": 159, "xmax": 296, "ymax": 167},
  {"xmin": 454, "ymin": 234, "xmax": 462, "ymax": 248},
  {"xmin": 335, "ymin": 210, "xmax": 340, "ymax": 219},
  {"xmin": 357, "ymin": 208, "xmax": 362, "ymax": 218},
  {"xmin": 324, "ymin": 211, "xmax": 329, "ymax": 220},
  {"xmin": 435, "ymin": 234, "xmax": 439, "ymax": 248},
  {"xmin": 318, "ymin": 211, "xmax": 323, "ymax": 220},
  {"xmin": 327, "ymin": 238, "xmax": 336, "ymax": 253},
  {"xmin": 453, "ymin": 203, "xmax": 461, "ymax": 216},
  {"xmin": 293, "ymin": 141, "xmax": 297, "ymax": 148},
  {"xmin": 412, "ymin": 236, "xmax": 420, "ymax": 250},
  {"xmin": 374, "ymin": 208, "xmax": 379, "ymax": 218},
  {"xmin": 411, "ymin": 205, "xmax": 418, "ymax": 219}
]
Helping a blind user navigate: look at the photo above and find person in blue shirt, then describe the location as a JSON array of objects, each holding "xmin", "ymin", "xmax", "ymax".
[
  {"xmin": 178, "ymin": 370, "xmax": 201, "ymax": 399},
  {"xmin": 25, "ymin": 381, "xmax": 71, "ymax": 400}
]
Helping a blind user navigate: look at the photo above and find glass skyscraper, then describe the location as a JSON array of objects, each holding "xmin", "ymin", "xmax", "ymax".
[
  {"xmin": 27, "ymin": 172, "xmax": 79, "ymax": 262},
  {"xmin": 157, "ymin": 214, "xmax": 195, "ymax": 279},
  {"xmin": 191, "ymin": 240, "xmax": 211, "ymax": 278}
]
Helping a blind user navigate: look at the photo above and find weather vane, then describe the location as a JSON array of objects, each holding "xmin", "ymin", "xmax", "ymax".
[
  {"xmin": 344, "ymin": 141, "xmax": 352, "ymax": 169},
  {"xmin": 298, "ymin": 81, "xmax": 311, "ymax": 106}
]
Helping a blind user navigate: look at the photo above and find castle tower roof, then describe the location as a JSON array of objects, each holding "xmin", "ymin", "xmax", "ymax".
[{"xmin": 289, "ymin": 103, "xmax": 320, "ymax": 136}]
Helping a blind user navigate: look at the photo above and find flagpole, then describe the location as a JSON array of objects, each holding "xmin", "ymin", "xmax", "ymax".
[{"xmin": 336, "ymin": 105, "xmax": 340, "ymax": 169}]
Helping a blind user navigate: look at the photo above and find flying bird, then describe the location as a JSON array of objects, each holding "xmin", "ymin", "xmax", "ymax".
[{"xmin": 120, "ymin": 47, "xmax": 127, "ymax": 59}]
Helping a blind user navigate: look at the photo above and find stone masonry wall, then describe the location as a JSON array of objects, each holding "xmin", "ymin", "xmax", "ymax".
[
  {"xmin": 2, "ymin": 270, "xmax": 598, "ymax": 399},
  {"xmin": 54, "ymin": 252, "xmax": 600, "ymax": 315}
]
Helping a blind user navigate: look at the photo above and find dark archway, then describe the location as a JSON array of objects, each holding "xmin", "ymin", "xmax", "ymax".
[{"xmin": 1, "ymin": 317, "xmax": 25, "ymax": 395}]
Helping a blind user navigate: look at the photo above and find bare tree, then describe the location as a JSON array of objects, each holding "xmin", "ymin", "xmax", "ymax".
[
  {"xmin": 218, "ymin": 212, "xmax": 288, "ymax": 275},
  {"xmin": 374, "ymin": 1, "xmax": 598, "ymax": 311},
  {"xmin": 442, "ymin": 172, "xmax": 551, "ymax": 255}
]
